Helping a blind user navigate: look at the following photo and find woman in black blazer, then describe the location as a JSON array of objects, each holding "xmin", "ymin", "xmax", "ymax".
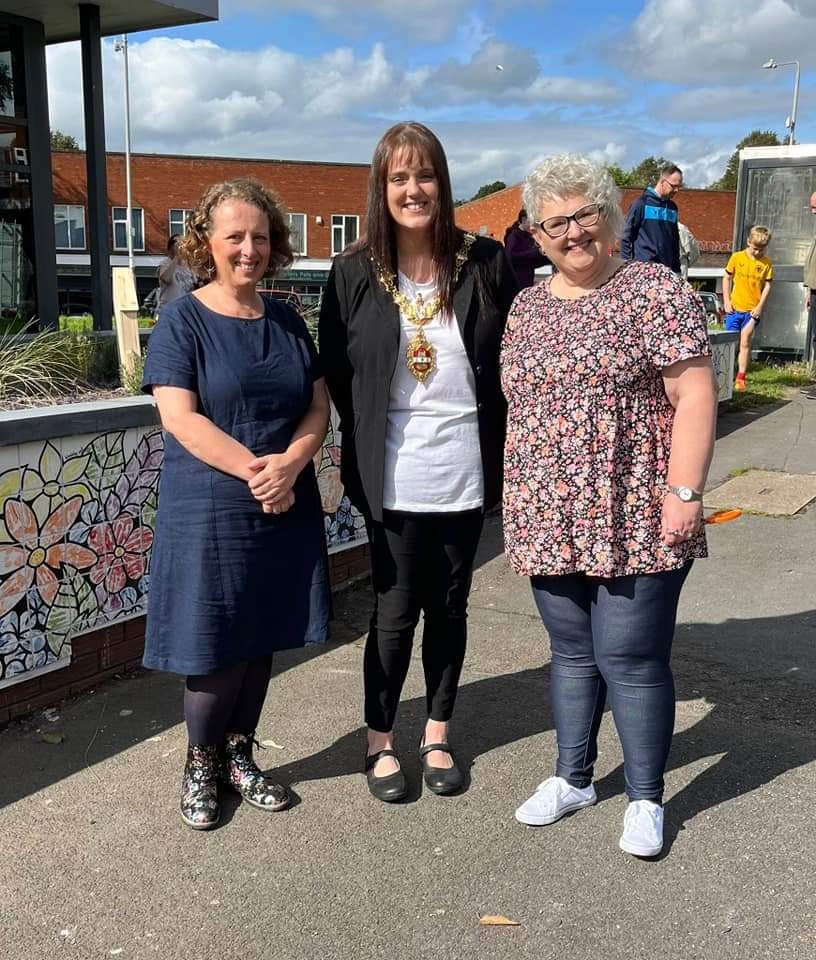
[{"xmin": 319, "ymin": 122, "xmax": 518, "ymax": 802}]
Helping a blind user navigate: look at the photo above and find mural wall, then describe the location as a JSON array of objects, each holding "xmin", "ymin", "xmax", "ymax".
[{"xmin": 0, "ymin": 407, "xmax": 365, "ymax": 689}]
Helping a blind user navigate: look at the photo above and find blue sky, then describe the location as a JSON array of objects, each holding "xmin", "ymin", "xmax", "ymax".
[{"xmin": 46, "ymin": 0, "xmax": 815, "ymax": 197}]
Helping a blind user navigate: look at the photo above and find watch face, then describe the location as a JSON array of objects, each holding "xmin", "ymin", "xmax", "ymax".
[{"xmin": 677, "ymin": 486, "xmax": 693, "ymax": 501}]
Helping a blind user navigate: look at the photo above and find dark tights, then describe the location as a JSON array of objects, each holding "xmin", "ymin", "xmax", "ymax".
[{"xmin": 184, "ymin": 656, "xmax": 273, "ymax": 745}]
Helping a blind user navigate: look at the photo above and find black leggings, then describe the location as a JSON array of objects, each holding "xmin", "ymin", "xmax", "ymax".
[
  {"xmin": 364, "ymin": 509, "xmax": 484, "ymax": 732},
  {"xmin": 184, "ymin": 656, "xmax": 273, "ymax": 745}
]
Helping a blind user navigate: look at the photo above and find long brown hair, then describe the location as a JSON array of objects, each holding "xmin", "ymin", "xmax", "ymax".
[{"xmin": 357, "ymin": 121, "xmax": 463, "ymax": 313}]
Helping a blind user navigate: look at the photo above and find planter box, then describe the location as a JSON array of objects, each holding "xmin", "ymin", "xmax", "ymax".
[
  {"xmin": 0, "ymin": 398, "xmax": 367, "ymax": 706},
  {"xmin": 709, "ymin": 329, "xmax": 740, "ymax": 402}
]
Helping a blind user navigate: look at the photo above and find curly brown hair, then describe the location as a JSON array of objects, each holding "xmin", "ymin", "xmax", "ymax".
[{"xmin": 178, "ymin": 177, "xmax": 294, "ymax": 280}]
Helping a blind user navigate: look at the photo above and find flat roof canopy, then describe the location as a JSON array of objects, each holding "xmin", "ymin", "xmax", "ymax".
[{"xmin": 0, "ymin": 0, "xmax": 218, "ymax": 43}]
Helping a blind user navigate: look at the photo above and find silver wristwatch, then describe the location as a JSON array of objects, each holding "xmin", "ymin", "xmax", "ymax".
[{"xmin": 668, "ymin": 484, "xmax": 703, "ymax": 503}]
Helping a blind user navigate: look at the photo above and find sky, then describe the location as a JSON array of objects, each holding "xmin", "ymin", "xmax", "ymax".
[{"xmin": 45, "ymin": 0, "xmax": 816, "ymax": 200}]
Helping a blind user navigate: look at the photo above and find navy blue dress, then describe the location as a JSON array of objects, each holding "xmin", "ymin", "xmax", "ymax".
[{"xmin": 142, "ymin": 293, "xmax": 329, "ymax": 675}]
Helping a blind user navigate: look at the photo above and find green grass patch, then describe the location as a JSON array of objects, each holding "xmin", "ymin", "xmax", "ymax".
[
  {"xmin": 59, "ymin": 313, "xmax": 94, "ymax": 333},
  {"xmin": 720, "ymin": 362, "xmax": 813, "ymax": 411},
  {"xmin": 728, "ymin": 466, "xmax": 759, "ymax": 478}
]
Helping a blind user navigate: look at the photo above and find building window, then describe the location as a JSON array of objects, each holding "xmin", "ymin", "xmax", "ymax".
[
  {"xmin": 287, "ymin": 213, "xmax": 307, "ymax": 256},
  {"xmin": 112, "ymin": 206, "xmax": 144, "ymax": 251},
  {"xmin": 53, "ymin": 204, "xmax": 86, "ymax": 250},
  {"xmin": 168, "ymin": 208, "xmax": 192, "ymax": 238},
  {"xmin": 331, "ymin": 214, "xmax": 358, "ymax": 256}
]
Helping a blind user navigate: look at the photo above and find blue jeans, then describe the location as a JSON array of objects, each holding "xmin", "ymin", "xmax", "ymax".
[{"xmin": 530, "ymin": 563, "xmax": 691, "ymax": 803}]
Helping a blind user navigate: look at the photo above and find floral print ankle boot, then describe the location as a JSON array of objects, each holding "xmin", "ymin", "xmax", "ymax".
[
  {"xmin": 180, "ymin": 744, "xmax": 221, "ymax": 830},
  {"xmin": 223, "ymin": 732, "xmax": 290, "ymax": 812}
]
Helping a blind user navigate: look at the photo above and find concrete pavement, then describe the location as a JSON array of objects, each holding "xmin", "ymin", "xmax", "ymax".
[{"xmin": 1, "ymin": 390, "xmax": 814, "ymax": 960}]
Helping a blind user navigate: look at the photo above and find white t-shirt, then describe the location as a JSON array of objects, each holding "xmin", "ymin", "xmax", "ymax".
[{"xmin": 382, "ymin": 273, "xmax": 484, "ymax": 512}]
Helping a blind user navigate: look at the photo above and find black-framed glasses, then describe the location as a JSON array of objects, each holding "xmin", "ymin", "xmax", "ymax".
[
  {"xmin": 537, "ymin": 203, "xmax": 604, "ymax": 239},
  {"xmin": 660, "ymin": 176, "xmax": 683, "ymax": 193}
]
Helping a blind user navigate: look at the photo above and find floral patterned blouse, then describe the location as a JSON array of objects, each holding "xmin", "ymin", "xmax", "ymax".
[{"xmin": 501, "ymin": 260, "xmax": 711, "ymax": 578}]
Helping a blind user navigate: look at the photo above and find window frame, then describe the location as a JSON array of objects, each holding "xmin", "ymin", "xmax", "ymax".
[
  {"xmin": 111, "ymin": 205, "xmax": 145, "ymax": 252},
  {"xmin": 331, "ymin": 214, "xmax": 359, "ymax": 256},
  {"xmin": 287, "ymin": 212, "xmax": 307, "ymax": 257},
  {"xmin": 53, "ymin": 203, "xmax": 86, "ymax": 251},
  {"xmin": 168, "ymin": 207, "xmax": 192, "ymax": 238}
]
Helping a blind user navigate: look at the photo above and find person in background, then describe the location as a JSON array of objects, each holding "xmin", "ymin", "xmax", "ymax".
[
  {"xmin": 620, "ymin": 163, "xmax": 683, "ymax": 273},
  {"xmin": 319, "ymin": 121, "xmax": 517, "ymax": 803},
  {"xmin": 723, "ymin": 225, "xmax": 773, "ymax": 392},
  {"xmin": 501, "ymin": 154, "xmax": 717, "ymax": 858},
  {"xmin": 503, "ymin": 209, "xmax": 549, "ymax": 288},
  {"xmin": 156, "ymin": 234, "xmax": 197, "ymax": 316},
  {"xmin": 142, "ymin": 178, "xmax": 330, "ymax": 830},
  {"xmin": 801, "ymin": 192, "xmax": 816, "ymax": 400}
]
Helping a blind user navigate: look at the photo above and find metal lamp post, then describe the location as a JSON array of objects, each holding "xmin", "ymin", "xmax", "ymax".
[
  {"xmin": 763, "ymin": 58, "xmax": 801, "ymax": 146},
  {"xmin": 114, "ymin": 35, "xmax": 134, "ymax": 273}
]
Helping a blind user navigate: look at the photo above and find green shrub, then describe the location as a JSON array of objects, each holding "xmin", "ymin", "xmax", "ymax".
[
  {"xmin": 0, "ymin": 324, "xmax": 82, "ymax": 402},
  {"xmin": 120, "ymin": 351, "xmax": 146, "ymax": 395},
  {"xmin": 59, "ymin": 313, "xmax": 94, "ymax": 333}
]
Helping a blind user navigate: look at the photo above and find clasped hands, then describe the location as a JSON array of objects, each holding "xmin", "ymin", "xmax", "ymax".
[{"xmin": 247, "ymin": 453, "xmax": 298, "ymax": 515}]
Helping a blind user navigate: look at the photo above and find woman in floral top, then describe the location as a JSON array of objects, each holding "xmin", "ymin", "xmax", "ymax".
[{"xmin": 502, "ymin": 155, "xmax": 718, "ymax": 858}]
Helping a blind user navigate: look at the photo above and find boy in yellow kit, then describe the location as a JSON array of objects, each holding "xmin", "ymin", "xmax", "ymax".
[{"xmin": 723, "ymin": 225, "xmax": 773, "ymax": 391}]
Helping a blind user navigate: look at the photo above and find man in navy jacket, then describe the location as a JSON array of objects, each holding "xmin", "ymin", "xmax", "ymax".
[{"xmin": 620, "ymin": 163, "xmax": 683, "ymax": 273}]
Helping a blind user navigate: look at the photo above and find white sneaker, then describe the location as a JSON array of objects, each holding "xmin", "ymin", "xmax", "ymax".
[
  {"xmin": 514, "ymin": 776, "xmax": 597, "ymax": 826},
  {"xmin": 619, "ymin": 800, "xmax": 664, "ymax": 857}
]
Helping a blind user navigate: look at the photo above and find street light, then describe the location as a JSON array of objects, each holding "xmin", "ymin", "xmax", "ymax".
[
  {"xmin": 113, "ymin": 34, "xmax": 134, "ymax": 273},
  {"xmin": 763, "ymin": 57, "xmax": 800, "ymax": 146}
]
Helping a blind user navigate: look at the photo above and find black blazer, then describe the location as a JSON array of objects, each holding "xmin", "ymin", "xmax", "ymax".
[{"xmin": 318, "ymin": 235, "xmax": 519, "ymax": 522}]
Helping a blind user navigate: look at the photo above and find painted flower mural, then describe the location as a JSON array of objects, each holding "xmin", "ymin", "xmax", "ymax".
[
  {"xmin": 0, "ymin": 496, "xmax": 96, "ymax": 616},
  {"xmin": 0, "ymin": 409, "xmax": 367, "ymax": 688}
]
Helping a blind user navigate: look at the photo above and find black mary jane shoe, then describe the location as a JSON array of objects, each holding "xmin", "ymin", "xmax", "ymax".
[
  {"xmin": 365, "ymin": 749, "xmax": 408, "ymax": 803},
  {"xmin": 419, "ymin": 742, "xmax": 464, "ymax": 795}
]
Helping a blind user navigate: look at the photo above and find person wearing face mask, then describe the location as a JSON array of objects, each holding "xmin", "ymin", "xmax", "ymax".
[
  {"xmin": 142, "ymin": 178, "xmax": 330, "ymax": 830},
  {"xmin": 620, "ymin": 162, "xmax": 684, "ymax": 273},
  {"xmin": 319, "ymin": 122, "xmax": 518, "ymax": 803},
  {"xmin": 501, "ymin": 155, "xmax": 717, "ymax": 858},
  {"xmin": 503, "ymin": 208, "xmax": 549, "ymax": 288}
]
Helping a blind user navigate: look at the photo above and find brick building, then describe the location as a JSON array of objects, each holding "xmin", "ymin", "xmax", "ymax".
[
  {"xmin": 455, "ymin": 183, "xmax": 737, "ymax": 289},
  {"xmin": 51, "ymin": 150, "xmax": 370, "ymax": 310}
]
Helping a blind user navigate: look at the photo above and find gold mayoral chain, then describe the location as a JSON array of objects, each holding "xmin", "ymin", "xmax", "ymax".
[{"xmin": 373, "ymin": 233, "xmax": 476, "ymax": 383}]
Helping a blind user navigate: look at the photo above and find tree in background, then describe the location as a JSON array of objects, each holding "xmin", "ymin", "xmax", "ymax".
[
  {"xmin": 708, "ymin": 130, "xmax": 781, "ymax": 190},
  {"xmin": 50, "ymin": 129, "xmax": 80, "ymax": 151},
  {"xmin": 605, "ymin": 157, "xmax": 668, "ymax": 189},
  {"xmin": 469, "ymin": 180, "xmax": 506, "ymax": 202}
]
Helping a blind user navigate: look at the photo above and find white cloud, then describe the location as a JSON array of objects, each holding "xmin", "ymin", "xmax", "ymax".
[
  {"xmin": 419, "ymin": 39, "xmax": 626, "ymax": 106},
  {"xmin": 622, "ymin": 0, "xmax": 815, "ymax": 83},
  {"xmin": 44, "ymin": 29, "xmax": 774, "ymax": 197},
  {"xmin": 656, "ymin": 84, "xmax": 796, "ymax": 123}
]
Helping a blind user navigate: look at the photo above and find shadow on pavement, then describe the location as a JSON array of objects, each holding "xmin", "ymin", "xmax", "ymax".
[
  {"xmin": 593, "ymin": 608, "xmax": 815, "ymax": 855},
  {"xmin": 0, "ymin": 639, "xmax": 352, "ymax": 811},
  {"xmin": 715, "ymin": 400, "xmax": 788, "ymax": 440},
  {"xmin": 273, "ymin": 608, "xmax": 815, "ymax": 844}
]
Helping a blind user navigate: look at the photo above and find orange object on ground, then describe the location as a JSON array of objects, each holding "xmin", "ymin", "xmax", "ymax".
[{"xmin": 705, "ymin": 509, "xmax": 742, "ymax": 524}]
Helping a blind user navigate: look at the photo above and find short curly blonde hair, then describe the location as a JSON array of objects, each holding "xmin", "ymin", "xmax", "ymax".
[
  {"xmin": 522, "ymin": 154, "xmax": 624, "ymax": 238},
  {"xmin": 179, "ymin": 177, "xmax": 293, "ymax": 279}
]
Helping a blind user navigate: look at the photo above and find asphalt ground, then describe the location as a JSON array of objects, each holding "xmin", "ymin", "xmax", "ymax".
[{"xmin": 1, "ymin": 391, "xmax": 814, "ymax": 960}]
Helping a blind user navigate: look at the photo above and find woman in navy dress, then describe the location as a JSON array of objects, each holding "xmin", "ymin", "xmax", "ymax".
[{"xmin": 142, "ymin": 178, "xmax": 330, "ymax": 830}]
